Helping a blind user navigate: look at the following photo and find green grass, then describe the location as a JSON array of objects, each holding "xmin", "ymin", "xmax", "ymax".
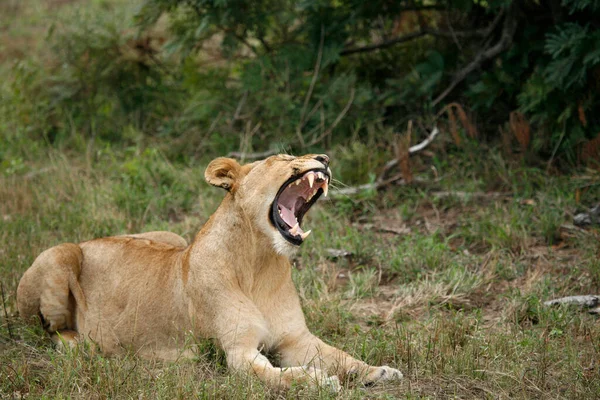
[{"xmin": 2, "ymin": 143, "xmax": 599, "ymax": 399}]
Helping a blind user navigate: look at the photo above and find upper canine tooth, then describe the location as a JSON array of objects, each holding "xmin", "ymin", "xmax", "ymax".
[
  {"xmin": 307, "ymin": 173, "xmax": 314, "ymax": 188},
  {"xmin": 300, "ymin": 230, "xmax": 312, "ymax": 240},
  {"xmin": 318, "ymin": 172, "xmax": 325, "ymax": 181}
]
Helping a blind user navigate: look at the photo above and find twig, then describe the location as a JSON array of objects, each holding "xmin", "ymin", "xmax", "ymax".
[
  {"xmin": 340, "ymin": 28, "xmax": 488, "ymax": 56},
  {"xmin": 24, "ymin": 167, "xmax": 56, "ymax": 180},
  {"xmin": 341, "ymin": 31, "xmax": 429, "ymax": 56},
  {"xmin": 229, "ymin": 90, "xmax": 248, "ymax": 128},
  {"xmin": 330, "ymin": 123, "xmax": 441, "ymax": 196},
  {"xmin": 331, "ymin": 175, "xmax": 434, "ymax": 197},
  {"xmin": 257, "ymin": 34, "xmax": 272, "ymax": 53},
  {"xmin": 381, "ymin": 126, "xmax": 440, "ymax": 174},
  {"xmin": 546, "ymin": 123, "xmax": 566, "ymax": 172},
  {"xmin": 304, "ymin": 87, "xmax": 355, "ymax": 148},
  {"xmin": 1, "ymin": 282, "xmax": 14, "ymax": 340},
  {"xmin": 432, "ymin": 191, "xmax": 512, "ymax": 199},
  {"xmin": 432, "ymin": 4, "xmax": 517, "ymax": 106},
  {"xmin": 296, "ymin": 25, "xmax": 325, "ymax": 147},
  {"xmin": 482, "ymin": 9, "xmax": 506, "ymax": 43}
]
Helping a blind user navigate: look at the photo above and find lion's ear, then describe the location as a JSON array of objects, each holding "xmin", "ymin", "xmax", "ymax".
[{"xmin": 205, "ymin": 158, "xmax": 241, "ymax": 191}]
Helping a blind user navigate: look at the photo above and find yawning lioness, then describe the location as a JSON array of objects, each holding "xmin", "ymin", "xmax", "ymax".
[{"xmin": 17, "ymin": 154, "xmax": 402, "ymax": 390}]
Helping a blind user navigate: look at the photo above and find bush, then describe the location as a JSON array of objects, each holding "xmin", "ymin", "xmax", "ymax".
[{"xmin": 3, "ymin": 0, "xmax": 599, "ymax": 166}]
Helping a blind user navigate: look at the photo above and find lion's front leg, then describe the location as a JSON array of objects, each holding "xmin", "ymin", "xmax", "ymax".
[
  {"xmin": 224, "ymin": 345, "xmax": 340, "ymax": 391},
  {"xmin": 277, "ymin": 331, "xmax": 403, "ymax": 386},
  {"xmin": 208, "ymin": 295, "xmax": 340, "ymax": 392}
]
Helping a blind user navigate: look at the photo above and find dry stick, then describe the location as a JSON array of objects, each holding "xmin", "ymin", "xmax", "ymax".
[
  {"xmin": 296, "ymin": 25, "xmax": 325, "ymax": 147},
  {"xmin": 432, "ymin": 191, "xmax": 512, "ymax": 199},
  {"xmin": 238, "ymin": 121, "xmax": 263, "ymax": 163},
  {"xmin": 1, "ymin": 282, "xmax": 14, "ymax": 340},
  {"xmin": 432, "ymin": 4, "xmax": 517, "ymax": 107},
  {"xmin": 331, "ymin": 125, "xmax": 440, "ymax": 196},
  {"xmin": 381, "ymin": 126, "xmax": 440, "ymax": 173},
  {"xmin": 229, "ymin": 90, "xmax": 248, "ymax": 128}
]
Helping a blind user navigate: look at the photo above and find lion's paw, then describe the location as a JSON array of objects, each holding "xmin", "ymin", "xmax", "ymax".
[
  {"xmin": 361, "ymin": 365, "xmax": 403, "ymax": 386},
  {"xmin": 298, "ymin": 366, "xmax": 341, "ymax": 393},
  {"xmin": 322, "ymin": 375, "xmax": 341, "ymax": 393}
]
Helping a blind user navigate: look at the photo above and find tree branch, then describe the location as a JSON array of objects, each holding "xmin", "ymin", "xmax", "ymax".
[
  {"xmin": 340, "ymin": 31, "xmax": 429, "ymax": 56},
  {"xmin": 432, "ymin": 4, "xmax": 518, "ymax": 106},
  {"xmin": 340, "ymin": 27, "xmax": 488, "ymax": 56}
]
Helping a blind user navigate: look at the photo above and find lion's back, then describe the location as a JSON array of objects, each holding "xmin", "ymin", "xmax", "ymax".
[{"xmin": 75, "ymin": 237, "xmax": 190, "ymax": 352}]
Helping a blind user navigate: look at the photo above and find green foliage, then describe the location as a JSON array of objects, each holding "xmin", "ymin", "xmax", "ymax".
[{"xmin": 4, "ymin": 0, "xmax": 599, "ymax": 163}]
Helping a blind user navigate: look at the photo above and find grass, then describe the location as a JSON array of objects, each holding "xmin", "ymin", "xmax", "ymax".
[
  {"xmin": 1, "ymin": 1, "xmax": 600, "ymax": 399},
  {"xmin": 1, "ymin": 143, "xmax": 599, "ymax": 399}
]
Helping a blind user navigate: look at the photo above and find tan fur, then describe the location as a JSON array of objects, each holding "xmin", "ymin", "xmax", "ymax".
[{"xmin": 17, "ymin": 154, "xmax": 402, "ymax": 390}]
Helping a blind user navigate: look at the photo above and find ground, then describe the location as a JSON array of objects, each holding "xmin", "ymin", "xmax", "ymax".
[{"xmin": 1, "ymin": 148, "xmax": 599, "ymax": 399}]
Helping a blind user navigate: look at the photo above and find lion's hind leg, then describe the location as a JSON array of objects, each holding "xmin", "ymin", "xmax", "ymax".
[{"xmin": 17, "ymin": 243, "xmax": 86, "ymax": 333}]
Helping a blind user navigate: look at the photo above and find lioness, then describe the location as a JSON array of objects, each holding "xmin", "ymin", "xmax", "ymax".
[{"xmin": 17, "ymin": 154, "xmax": 402, "ymax": 390}]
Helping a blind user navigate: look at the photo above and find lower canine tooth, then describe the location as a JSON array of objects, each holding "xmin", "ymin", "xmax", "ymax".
[
  {"xmin": 323, "ymin": 182, "xmax": 328, "ymax": 197},
  {"xmin": 300, "ymin": 230, "xmax": 312, "ymax": 240},
  {"xmin": 290, "ymin": 223, "xmax": 300, "ymax": 235}
]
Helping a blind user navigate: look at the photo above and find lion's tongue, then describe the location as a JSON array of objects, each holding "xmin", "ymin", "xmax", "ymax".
[{"xmin": 279, "ymin": 205, "xmax": 305, "ymax": 235}]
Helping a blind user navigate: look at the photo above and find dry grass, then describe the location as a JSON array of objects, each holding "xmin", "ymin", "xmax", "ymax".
[{"xmin": 3, "ymin": 143, "xmax": 599, "ymax": 399}]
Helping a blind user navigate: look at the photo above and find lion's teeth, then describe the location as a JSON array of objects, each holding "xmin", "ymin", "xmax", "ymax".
[
  {"xmin": 300, "ymin": 230, "xmax": 311, "ymax": 240},
  {"xmin": 307, "ymin": 173, "xmax": 314, "ymax": 188},
  {"xmin": 323, "ymin": 181, "xmax": 328, "ymax": 197},
  {"xmin": 290, "ymin": 223, "xmax": 300, "ymax": 235},
  {"xmin": 317, "ymin": 172, "xmax": 325, "ymax": 181},
  {"xmin": 290, "ymin": 222, "xmax": 300, "ymax": 236},
  {"xmin": 295, "ymin": 179, "xmax": 301, "ymax": 186}
]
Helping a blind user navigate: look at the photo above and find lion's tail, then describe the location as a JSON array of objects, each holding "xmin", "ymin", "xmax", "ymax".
[{"xmin": 17, "ymin": 243, "xmax": 87, "ymax": 333}]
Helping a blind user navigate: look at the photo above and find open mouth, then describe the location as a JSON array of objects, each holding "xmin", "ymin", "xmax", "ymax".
[{"xmin": 270, "ymin": 169, "xmax": 330, "ymax": 245}]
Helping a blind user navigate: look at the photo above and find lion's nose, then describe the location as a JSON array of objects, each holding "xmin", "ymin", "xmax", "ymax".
[{"xmin": 314, "ymin": 155, "xmax": 329, "ymax": 167}]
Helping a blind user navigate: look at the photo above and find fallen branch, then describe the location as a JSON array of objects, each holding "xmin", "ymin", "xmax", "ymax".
[
  {"xmin": 356, "ymin": 223, "xmax": 412, "ymax": 236},
  {"xmin": 24, "ymin": 167, "xmax": 56, "ymax": 180},
  {"xmin": 432, "ymin": 191, "xmax": 512, "ymax": 199},
  {"xmin": 330, "ymin": 124, "xmax": 441, "ymax": 197},
  {"xmin": 381, "ymin": 126, "xmax": 439, "ymax": 177},
  {"xmin": 325, "ymin": 248, "xmax": 353, "ymax": 259},
  {"xmin": 544, "ymin": 295, "xmax": 600, "ymax": 314},
  {"xmin": 331, "ymin": 176, "xmax": 433, "ymax": 197}
]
